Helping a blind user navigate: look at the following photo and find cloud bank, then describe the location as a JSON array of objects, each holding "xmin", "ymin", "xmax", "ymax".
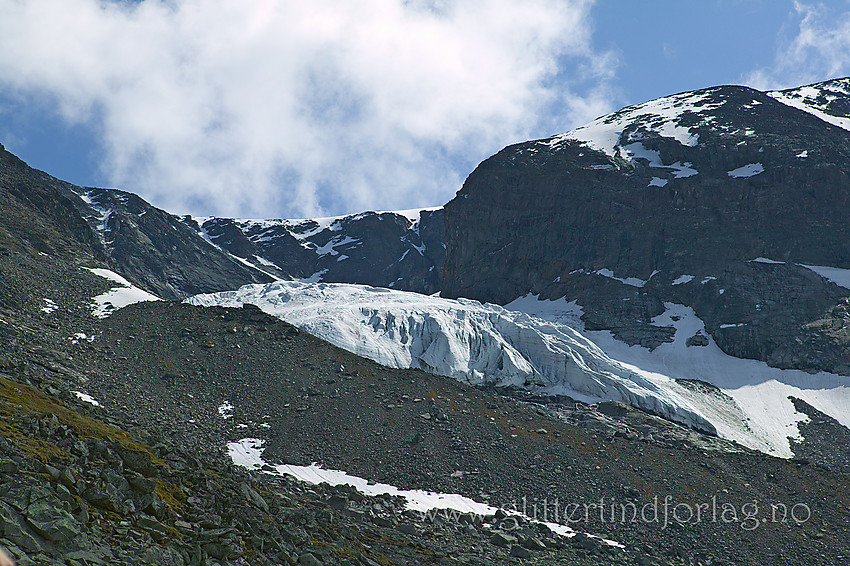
[
  {"xmin": 746, "ymin": 1, "xmax": 850, "ymax": 90},
  {"xmin": 0, "ymin": 0, "xmax": 616, "ymax": 218}
]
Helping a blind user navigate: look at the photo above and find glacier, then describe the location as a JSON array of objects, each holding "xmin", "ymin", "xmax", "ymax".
[
  {"xmin": 186, "ymin": 280, "xmax": 850, "ymax": 458},
  {"xmin": 186, "ymin": 281, "xmax": 716, "ymax": 435}
]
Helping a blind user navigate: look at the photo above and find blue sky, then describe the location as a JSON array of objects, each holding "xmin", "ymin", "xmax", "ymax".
[{"xmin": 1, "ymin": 0, "xmax": 849, "ymax": 219}]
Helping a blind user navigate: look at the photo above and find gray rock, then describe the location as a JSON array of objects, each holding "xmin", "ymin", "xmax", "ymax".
[
  {"xmin": 521, "ymin": 536, "xmax": 547, "ymax": 551},
  {"xmin": 42, "ymin": 464, "xmax": 60, "ymax": 481},
  {"xmin": 489, "ymin": 531, "xmax": 517, "ymax": 547},
  {"xmin": 59, "ymin": 467, "xmax": 78, "ymax": 491},
  {"xmin": 0, "ymin": 481, "xmax": 34, "ymax": 512},
  {"xmin": 203, "ymin": 535, "xmax": 243, "ymax": 560},
  {"xmin": 83, "ymin": 480, "xmax": 132, "ymax": 514},
  {"xmin": 510, "ymin": 544, "xmax": 532, "ymax": 558},
  {"xmin": 64, "ymin": 549, "xmax": 112, "ymax": 565},
  {"xmin": 127, "ymin": 472, "xmax": 157, "ymax": 494},
  {"xmin": 25, "ymin": 497, "xmax": 81, "ymax": 542},
  {"xmin": 298, "ymin": 552, "xmax": 323, "ymax": 566},
  {"xmin": 686, "ymin": 331, "xmax": 710, "ymax": 347},
  {"xmin": 371, "ymin": 515, "xmax": 394, "ymax": 528},
  {"xmin": 137, "ymin": 516, "xmax": 171, "ymax": 542},
  {"xmin": 237, "ymin": 482, "xmax": 269, "ymax": 514},
  {"xmin": 54, "ymin": 484, "xmax": 75, "ymax": 509},
  {"xmin": 104, "ymin": 470, "xmax": 131, "ymax": 494},
  {"xmin": 140, "ymin": 492, "xmax": 168, "ymax": 520},
  {"xmin": 325, "ymin": 495, "xmax": 348, "ymax": 510},
  {"xmin": 0, "ymin": 458, "xmax": 19, "ymax": 475},
  {"xmin": 571, "ymin": 532, "xmax": 603, "ymax": 551},
  {"xmin": 0, "ymin": 501, "xmax": 42, "ymax": 553},
  {"xmin": 138, "ymin": 546, "xmax": 185, "ymax": 566}
]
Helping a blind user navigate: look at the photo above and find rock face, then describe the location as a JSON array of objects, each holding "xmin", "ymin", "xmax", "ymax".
[
  {"xmin": 69, "ymin": 187, "xmax": 274, "ymax": 300},
  {"xmin": 443, "ymin": 78, "xmax": 850, "ymax": 374},
  {"xmin": 189, "ymin": 208, "xmax": 444, "ymax": 294},
  {"xmin": 0, "ymin": 144, "xmax": 105, "ymax": 263},
  {"xmin": 0, "ymin": 143, "xmax": 272, "ymax": 301}
]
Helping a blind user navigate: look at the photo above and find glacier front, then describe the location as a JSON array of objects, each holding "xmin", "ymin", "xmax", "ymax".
[{"xmin": 186, "ymin": 281, "xmax": 715, "ymax": 435}]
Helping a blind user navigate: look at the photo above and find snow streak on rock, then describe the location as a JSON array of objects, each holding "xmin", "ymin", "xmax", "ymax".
[
  {"xmin": 227, "ymin": 438, "xmax": 626, "ymax": 545},
  {"xmin": 769, "ymin": 79, "xmax": 850, "ymax": 132},
  {"xmin": 549, "ymin": 90, "xmax": 725, "ymax": 157}
]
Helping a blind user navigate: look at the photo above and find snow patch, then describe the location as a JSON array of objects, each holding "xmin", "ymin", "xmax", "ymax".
[
  {"xmin": 505, "ymin": 297, "xmax": 850, "ymax": 458},
  {"xmin": 218, "ymin": 401, "xmax": 234, "ymax": 420},
  {"xmin": 672, "ymin": 275, "xmax": 694, "ymax": 286},
  {"xmin": 728, "ymin": 163, "xmax": 764, "ymax": 178},
  {"xmin": 751, "ymin": 257, "xmax": 783, "ymax": 264},
  {"xmin": 769, "ymin": 89, "xmax": 850, "ymax": 131},
  {"xmin": 79, "ymin": 191, "xmax": 114, "ymax": 244},
  {"xmin": 73, "ymin": 392, "xmax": 102, "ymax": 407},
  {"xmin": 255, "ymin": 256, "xmax": 278, "ymax": 268},
  {"xmin": 41, "ymin": 298, "xmax": 57, "ymax": 314},
  {"xmin": 70, "ymin": 333, "xmax": 95, "ymax": 344},
  {"xmin": 595, "ymin": 269, "xmax": 651, "ymax": 288},
  {"xmin": 749, "ymin": 258, "xmax": 850, "ymax": 289},
  {"xmin": 620, "ymin": 143, "xmax": 698, "ymax": 178},
  {"xmin": 555, "ymin": 90, "xmax": 722, "ymax": 157},
  {"xmin": 800, "ymin": 264, "xmax": 850, "ymax": 289},
  {"xmin": 299, "ymin": 269, "xmax": 329, "ymax": 283},
  {"xmin": 85, "ymin": 268, "xmax": 160, "ymax": 318},
  {"xmin": 227, "ymin": 437, "xmax": 621, "ymax": 544},
  {"xmin": 315, "ymin": 235, "xmax": 360, "ymax": 257}
]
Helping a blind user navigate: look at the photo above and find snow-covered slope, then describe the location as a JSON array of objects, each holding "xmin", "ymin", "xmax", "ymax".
[
  {"xmin": 85, "ymin": 267, "xmax": 160, "ymax": 318},
  {"xmin": 769, "ymin": 78, "xmax": 850, "ymax": 131},
  {"xmin": 187, "ymin": 281, "xmax": 850, "ymax": 457},
  {"xmin": 551, "ymin": 88, "xmax": 724, "ymax": 158}
]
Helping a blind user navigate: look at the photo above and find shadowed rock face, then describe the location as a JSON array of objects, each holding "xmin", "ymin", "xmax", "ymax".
[
  {"xmin": 191, "ymin": 208, "xmax": 444, "ymax": 295},
  {"xmin": 442, "ymin": 79, "xmax": 850, "ymax": 374},
  {"xmin": 70, "ymin": 188, "xmax": 275, "ymax": 300},
  {"xmin": 0, "ymin": 144, "xmax": 105, "ymax": 263},
  {"xmin": 1, "ymin": 142, "xmax": 444, "ymax": 301},
  {"xmin": 0, "ymin": 142, "xmax": 273, "ymax": 301}
]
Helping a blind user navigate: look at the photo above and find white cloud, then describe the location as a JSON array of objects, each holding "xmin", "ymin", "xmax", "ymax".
[
  {"xmin": 746, "ymin": 1, "xmax": 850, "ymax": 91},
  {"xmin": 0, "ymin": 0, "xmax": 616, "ymax": 218}
]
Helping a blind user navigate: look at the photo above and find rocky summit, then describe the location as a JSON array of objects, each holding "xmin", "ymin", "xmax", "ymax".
[
  {"xmin": 2, "ymin": 78, "xmax": 850, "ymax": 566},
  {"xmin": 443, "ymin": 78, "xmax": 850, "ymax": 374}
]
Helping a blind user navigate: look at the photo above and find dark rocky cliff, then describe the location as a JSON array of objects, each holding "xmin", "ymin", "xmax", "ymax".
[
  {"xmin": 1, "ymin": 142, "xmax": 444, "ymax": 300},
  {"xmin": 189, "ymin": 208, "xmax": 444, "ymax": 295},
  {"xmin": 68, "ymin": 187, "xmax": 274, "ymax": 300},
  {"xmin": 0, "ymin": 142, "xmax": 273, "ymax": 300},
  {"xmin": 443, "ymin": 78, "xmax": 850, "ymax": 374}
]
